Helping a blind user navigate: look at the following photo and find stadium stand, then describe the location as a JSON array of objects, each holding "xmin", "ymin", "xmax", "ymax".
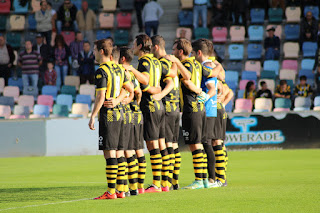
[
  {"xmin": 212, "ymin": 27, "xmax": 227, "ymax": 43},
  {"xmin": 230, "ymin": 26, "xmax": 245, "ymax": 42},
  {"xmin": 254, "ymin": 98, "xmax": 273, "ymax": 112},
  {"xmin": 247, "ymin": 43, "xmax": 262, "ymax": 60},
  {"xmin": 13, "ymin": 105, "xmax": 30, "ymax": 118},
  {"xmin": 42, "ymin": 86, "xmax": 58, "ymax": 101},
  {"xmin": 52, "ymin": 104, "xmax": 69, "ymax": 117},
  {"xmin": 33, "ymin": 104, "xmax": 50, "ymax": 117},
  {"xmin": 285, "ymin": 6, "xmax": 301, "ymax": 22},
  {"xmin": 234, "ymin": 99, "xmax": 253, "ymax": 113},
  {"xmin": 176, "ymin": 27, "xmax": 192, "ymax": 40},
  {"xmin": 228, "ymin": 44, "xmax": 244, "ymax": 60},
  {"xmin": 250, "ymin": 8, "xmax": 265, "ymax": 24},
  {"xmin": 178, "ymin": 10, "xmax": 193, "ymax": 26},
  {"xmin": 268, "ymin": 8, "xmax": 283, "ymax": 23},
  {"xmin": 248, "ymin": 25, "xmax": 264, "ymax": 42},
  {"xmin": 0, "ymin": 0, "xmax": 11, "ymax": 14},
  {"xmin": 18, "ymin": 95, "xmax": 34, "ymax": 112},
  {"xmin": 13, "ymin": 0, "xmax": 29, "ymax": 14},
  {"xmin": 0, "ymin": 105, "xmax": 11, "ymax": 119},
  {"xmin": 119, "ymin": 0, "xmax": 134, "ymax": 11},
  {"xmin": 194, "ymin": 27, "xmax": 209, "ymax": 40},
  {"xmin": 294, "ymin": 97, "xmax": 312, "ymax": 111},
  {"xmin": 56, "ymin": 94, "xmax": 73, "ymax": 111},
  {"xmin": 101, "ymin": 0, "xmax": 117, "ymax": 11},
  {"xmin": 3, "ymin": 86, "xmax": 19, "ymax": 102},
  {"xmin": 284, "ymin": 24, "xmax": 300, "ymax": 40}
]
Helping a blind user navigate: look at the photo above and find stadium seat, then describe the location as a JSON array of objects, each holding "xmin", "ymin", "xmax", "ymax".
[
  {"xmin": 8, "ymin": 77, "xmax": 23, "ymax": 91},
  {"xmin": 313, "ymin": 106, "xmax": 320, "ymax": 111},
  {"xmin": 314, "ymin": 96, "xmax": 320, "ymax": 107},
  {"xmin": 286, "ymin": 6, "xmax": 301, "ymax": 22},
  {"xmin": 72, "ymin": 0, "xmax": 81, "ymax": 10},
  {"xmin": 213, "ymin": 44, "xmax": 225, "ymax": 60},
  {"xmin": 304, "ymin": 6, "xmax": 319, "ymax": 20},
  {"xmin": 56, "ymin": 94, "xmax": 73, "ymax": 111},
  {"xmin": 239, "ymin": 80, "xmax": 255, "ymax": 90},
  {"xmin": 0, "ymin": 96, "xmax": 14, "ymax": 109},
  {"xmin": 52, "ymin": 104, "xmax": 69, "ymax": 117},
  {"xmin": 61, "ymin": 31, "xmax": 75, "ymax": 46},
  {"xmin": 286, "ymin": 80, "xmax": 294, "ymax": 93},
  {"xmin": 28, "ymin": 14, "xmax": 37, "ymax": 30},
  {"xmin": 51, "ymin": 0, "xmax": 63, "ymax": 11},
  {"xmin": 0, "ymin": 15, "xmax": 7, "ymax": 31},
  {"xmin": 263, "ymin": 60, "xmax": 280, "ymax": 75},
  {"xmin": 13, "ymin": 105, "xmax": 29, "ymax": 118},
  {"xmin": 13, "ymin": 0, "xmax": 29, "ymax": 13},
  {"xmin": 37, "ymin": 95, "xmax": 54, "ymax": 110},
  {"xmin": 245, "ymin": 61, "xmax": 261, "ymax": 76},
  {"xmin": 70, "ymin": 103, "xmax": 89, "ymax": 118},
  {"xmin": 283, "ymin": 42, "xmax": 299, "ymax": 59},
  {"xmin": 18, "ymin": 95, "xmax": 34, "ymax": 112},
  {"xmin": 29, "ymin": 114, "xmax": 45, "ymax": 119},
  {"xmin": 194, "ymin": 27, "xmax": 209, "ymax": 40},
  {"xmin": 212, "ymin": 27, "xmax": 227, "ymax": 43},
  {"xmin": 114, "ymin": 30, "xmax": 129, "ymax": 46},
  {"xmin": 99, "ymin": 13, "xmax": 114, "ymax": 29},
  {"xmin": 3, "ymin": 86, "xmax": 19, "ymax": 102},
  {"xmin": 178, "ymin": 10, "xmax": 193, "ymax": 26},
  {"xmin": 302, "ymin": 42, "xmax": 318, "ymax": 58},
  {"xmin": 76, "ymin": 94, "xmax": 92, "ymax": 109},
  {"xmin": 226, "ymin": 61, "xmax": 242, "ymax": 72},
  {"xmin": 225, "ymin": 71, "xmax": 239, "ymax": 87},
  {"xmin": 294, "ymin": 97, "xmax": 311, "ymax": 111},
  {"xmin": 6, "ymin": 32, "xmax": 21, "ymax": 49},
  {"xmin": 228, "ymin": 44, "xmax": 244, "ymax": 60},
  {"xmin": 258, "ymin": 79, "xmax": 275, "ymax": 93},
  {"xmin": 0, "ymin": 105, "xmax": 11, "ymax": 119},
  {"xmin": 284, "ymin": 24, "xmax": 300, "ymax": 40},
  {"xmin": 64, "ymin": 76, "xmax": 80, "ymax": 91},
  {"xmin": 282, "ymin": 60, "xmax": 298, "ymax": 72},
  {"xmin": 23, "ymin": 86, "xmax": 39, "ymax": 99},
  {"xmin": 9, "ymin": 15, "xmax": 25, "ymax": 31},
  {"xmin": 273, "ymin": 108, "xmax": 290, "ymax": 112},
  {"xmin": 180, "ymin": 0, "xmax": 193, "ymax": 9},
  {"xmin": 0, "ymin": 78, "xmax": 4, "ymax": 94},
  {"xmin": 298, "ymin": 70, "xmax": 315, "ymax": 85},
  {"xmin": 237, "ymin": 90, "xmax": 245, "ymax": 98},
  {"xmin": 248, "ymin": 25, "xmax": 264, "ymax": 41},
  {"xmin": 10, "ymin": 114, "xmax": 26, "ymax": 119},
  {"xmin": 79, "ymin": 84, "xmax": 95, "ymax": 101},
  {"xmin": 234, "ymin": 99, "xmax": 253, "ymax": 112},
  {"xmin": 242, "ymin": 71, "xmax": 257, "ymax": 81},
  {"xmin": 0, "ymin": 0, "xmax": 11, "ymax": 14},
  {"xmin": 230, "ymin": 26, "xmax": 245, "ymax": 42},
  {"xmin": 176, "ymin": 27, "xmax": 192, "ymax": 40},
  {"xmin": 117, "ymin": 12, "xmax": 132, "ymax": 29},
  {"xmin": 250, "ymin": 8, "xmax": 265, "ymax": 24},
  {"xmin": 225, "ymin": 98, "xmax": 234, "ymax": 112},
  {"xmin": 119, "ymin": 0, "xmax": 134, "ymax": 11},
  {"xmin": 266, "ymin": 25, "xmax": 282, "ymax": 38},
  {"xmin": 25, "ymin": 31, "xmax": 37, "ymax": 43},
  {"xmin": 301, "ymin": 59, "xmax": 315, "ymax": 70},
  {"xmin": 41, "ymin": 85, "xmax": 58, "ymax": 100},
  {"xmin": 279, "ymin": 69, "xmax": 296, "ymax": 82},
  {"xmin": 226, "ymin": 81, "xmax": 237, "ymax": 91},
  {"xmin": 88, "ymin": 0, "xmax": 100, "ymax": 11},
  {"xmin": 260, "ymin": 70, "xmax": 276, "ymax": 80},
  {"xmin": 254, "ymin": 98, "xmax": 273, "ymax": 112},
  {"xmin": 61, "ymin": 85, "xmax": 77, "ymax": 99},
  {"xmin": 96, "ymin": 30, "xmax": 111, "ymax": 40},
  {"xmin": 247, "ymin": 43, "xmax": 262, "ymax": 60},
  {"xmin": 31, "ymin": 0, "xmax": 41, "ymax": 12},
  {"xmin": 33, "ymin": 104, "xmax": 50, "ymax": 117},
  {"xmin": 101, "ymin": 0, "xmax": 116, "ymax": 11},
  {"xmin": 268, "ymin": 8, "xmax": 283, "ymax": 23}
]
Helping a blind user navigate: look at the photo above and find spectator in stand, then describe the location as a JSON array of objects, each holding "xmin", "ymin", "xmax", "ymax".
[
  {"xmin": 35, "ymin": 1, "xmax": 53, "ymax": 45},
  {"xmin": 275, "ymin": 80, "xmax": 291, "ymax": 99},
  {"xmin": 54, "ymin": 35, "xmax": 70, "ymax": 89},
  {"xmin": 300, "ymin": 12, "xmax": 318, "ymax": 43},
  {"xmin": 0, "ymin": 34, "xmax": 15, "ymax": 85},
  {"xmin": 44, "ymin": 61, "xmax": 57, "ymax": 85},
  {"xmin": 76, "ymin": 1, "xmax": 96, "ymax": 46},
  {"xmin": 19, "ymin": 40, "xmax": 42, "ymax": 89},
  {"xmin": 264, "ymin": 27, "xmax": 280, "ymax": 60},
  {"xmin": 193, "ymin": 0, "xmax": 208, "ymax": 29},
  {"xmin": 56, "ymin": 0, "xmax": 78, "ymax": 34},
  {"xmin": 231, "ymin": 0, "xmax": 247, "ymax": 29},
  {"xmin": 70, "ymin": 32, "xmax": 84, "ymax": 76},
  {"xmin": 211, "ymin": 0, "xmax": 230, "ymax": 26},
  {"xmin": 271, "ymin": 0, "xmax": 286, "ymax": 11},
  {"xmin": 256, "ymin": 81, "xmax": 273, "ymax": 98},
  {"xmin": 294, "ymin": 75, "xmax": 313, "ymax": 97},
  {"xmin": 47, "ymin": 2, "xmax": 56, "ymax": 16},
  {"xmin": 78, "ymin": 41, "xmax": 95, "ymax": 84},
  {"xmin": 243, "ymin": 81, "xmax": 257, "ymax": 104},
  {"xmin": 249, "ymin": 0, "xmax": 269, "ymax": 12},
  {"xmin": 315, "ymin": 66, "xmax": 320, "ymax": 95},
  {"xmin": 135, "ymin": 0, "xmax": 148, "ymax": 33},
  {"xmin": 142, "ymin": 0, "xmax": 163, "ymax": 37},
  {"xmin": 303, "ymin": 28, "xmax": 316, "ymax": 42},
  {"xmin": 286, "ymin": 0, "xmax": 301, "ymax": 6}
]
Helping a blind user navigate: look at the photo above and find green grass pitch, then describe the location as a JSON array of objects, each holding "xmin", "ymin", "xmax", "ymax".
[{"xmin": 0, "ymin": 149, "xmax": 319, "ymax": 213}]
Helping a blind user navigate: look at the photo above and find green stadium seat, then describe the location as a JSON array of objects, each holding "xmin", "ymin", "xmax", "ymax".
[
  {"xmin": 114, "ymin": 30, "xmax": 129, "ymax": 46},
  {"xmin": 0, "ymin": 16, "xmax": 7, "ymax": 31},
  {"xmin": 194, "ymin": 27, "xmax": 209, "ymax": 40},
  {"xmin": 260, "ymin": 70, "xmax": 276, "ymax": 80},
  {"xmin": 52, "ymin": 104, "xmax": 69, "ymax": 117},
  {"xmin": 60, "ymin": 85, "xmax": 77, "ymax": 99},
  {"xmin": 6, "ymin": 32, "xmax": 22, "ymax": 49}
]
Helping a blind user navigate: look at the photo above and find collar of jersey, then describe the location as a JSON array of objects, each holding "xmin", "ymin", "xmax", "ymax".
[
  {"xmin": 181, "ymin": 57, "xmax": 192, "ymax": 63},
  {"xmin": 99, "ymin": 61, "xmax": 114, "ymax": 68},
  {"xmin": 139, "ymin": 53, "xmax": 153, "ymax": 60},
  {"xmin": 201, "ymin": 59, "xmax": 213, "ymax": 66}
]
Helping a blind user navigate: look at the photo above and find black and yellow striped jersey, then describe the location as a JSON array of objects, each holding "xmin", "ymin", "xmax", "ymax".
[
  {"xmin": 129, "ymin": 70, "xmax": 143, "ymax": 125},
  {"xmin": 159, "ymin": 57, "xmax": 180, "ymax": 113},
  {"xmin": 294, "ymin": 84, "xmax": 313, "ymax": 97},
  {"xmin": 275, "ymin": 85, "xmax": 291, "ymax": 97},
  {"xmin": 137, "ymin": 54, "xmax": 164, "ymax": 113},
  {"xmin": 180, "ymin": 57, "xmax": 212, "ymax": 112}
]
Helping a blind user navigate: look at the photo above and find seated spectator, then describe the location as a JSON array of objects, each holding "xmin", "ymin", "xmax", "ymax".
[
  {"xmin": 76, "ymin": 1, "xmax": 96, "ymax": 46},
  {"xmin": 300, "ymin": 11, "xmax": 318, "ymax": 42},
  {"xmin": 243, "ymin": 81, "xmax": 257, "ymax": 104},
  {"xmin": 0, "ymin": 34, "xmax": 15, "ymax": 85},
  {"xmin": 44, "ymin": 61, "xmax": 57, "ymax": 85},
  {"xmin": 294, "ymin": 75, "xmax": 313, "ymax": 97},
  {"xmin": 56, "ymin": 0, "xmax": 78, "ymax": 34},
  {"xmin": 142, "ymin": 0, "xmax": 163, "ymax": 37},
  {"xmin": 275, "ymin": 80, "xmax": 291, "ymax": 99},
  {"xmin": 78, "ymin": 41, "xmax": 95, "ymax": 84},
  {"xmin": 35, "ymin": 1, "xmax": 53, "ymax": 45},
  {"xmin": 303, "ymin": 28, "xmax": 316, "ymax": 42},
  {"xmin": 315, "ymin": 66, "xmax": 320, "ymax": 95},
  {"xmin": 193, "ymin": 0, "xmax": 208, "ymax": 29},
  {"xmin": 211, "ymin": 0, "xmax": 230, "ymax": 26},
  {"xmin": 54, "ymin": 35, "xmax": 70, "ymax": 88},
  {"xmin": 19, "ymin": 40, "xmax": 42, "ymax": 89},
  {"xmin": 70, "ymin": 32, "xmax": 84, "ymax": 76},
  {"xmin": 264, "ymin": 27, "xmax": 280, "ymax": 60},
  {"xmin": 256, "ymin": 81, "xmax": 273, "ymax": 98}
]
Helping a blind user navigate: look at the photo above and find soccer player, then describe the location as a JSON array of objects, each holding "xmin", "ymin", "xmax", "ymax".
[{"xmin": 88, "ymin": 39, "xmax": 133, "ymax": 200}]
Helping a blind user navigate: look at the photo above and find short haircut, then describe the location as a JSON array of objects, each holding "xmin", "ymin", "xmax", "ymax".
[
  {"xmin": 40, "ymin": 1, "xmax": 47, "ymax": 6},
  {"xmin": 25, "ymin": 40, "xmax": 32, "ymax": 44},
  {"xmin": 111, "ymin": 46, "xmax": 121, "ymax": 62},
  {"xmin": 280, "ymin": 80, "xmax": 287, "ymax": 86},
  {"xmin": 151, "ymin": 35, "xmax": 165, "ymax": 50},
  {"xmin": 106, "ymin": 37, "xmax": 114, "ymax": 45},
  {"xmin": 83, "ymin": 41, "xmax": 90, "ymax": 45},
  {"xmin": 47, "ymin": 2, "xmax": 52, "ymax": 6},
  {"xmin": 135, "ymin": 34, "xmax": 152, "ymax": 53},
  {"xmin": 300, "ymin": 75, "xmax": 307, "ymax": 81},
  {"xmin": 94, "ymin": 39, "xmax": 113, "ymax": 57},
  {"xmin": 260, "ymin": 81, "xmax": 266, "ymax": 87},
  {"xmin": 120, "ymin": 47, "xmax": 134, "ymax": 63},
  {"xmin": 192, "ymin": 38, "xmax": 213, "ymax": 56},
  {"xmin": 173, "ymin": 38, "xmax": 192, "ymax": 56}
]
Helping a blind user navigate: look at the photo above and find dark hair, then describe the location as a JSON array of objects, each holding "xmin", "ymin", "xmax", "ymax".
[
  {"xmin": 47, "ymin": 2, "xmax": 52, "ymax": 6},
  {"xmin": 54, "ymin": 34, "xmax": 66, "ymax": 47},
  {"xmin": 260, "ymin": 81, "xmax": 266, "ymax": 87},
  {"xmin": 244, "ymin": 81, "xmax": 255, "ymax": 98},
  {"xmin": 94, "ymin": 39, "xmax": 113, "ymax": 57},
  {"xmin": 120, "ymin": 47, "xmax": 134, "ymax": 63},
  {"xmin": 135, "ymin": 34, "xmax": 152, "ymax": 53},
  {"xmin": 40, "ymin": 1, "xmax": 47, "ymax": 6},
  {"xmin": 111, "ymin": 46, "xmax": 121, "ymax": 63},
  {"xmin": 151, "ymin": 35, "xmax": 165, "ymax": 50},
  {"xmin": 173, "ymin": 38, "xmax": 192, "ymax": 56},
  {"xmin": 192, "ymin": 38, "xmax": 213, "ymax": 56},
  {"xmin": 280, "ymin": 80, "xmax": 287, "ymax": 86},
  {"xmin": 75, "ymin": 31, "xmax": 82, "ymax": 36},
  {"xmin": 300, "ymin": 75, "xmax": 307, "ymax": 81},
  {"xmin": 106, "ymin": 37, "xmax": 114, "ymax": 45},
  {"xmin": 83, "ymin": 40, "xmax": 90, "ymax": 46}
]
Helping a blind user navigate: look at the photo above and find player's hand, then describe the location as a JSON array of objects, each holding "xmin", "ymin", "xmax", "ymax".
[
  {"xmin": 122, "ymin": 97, "xmax": 130, "ymax": 105},
  {"xmin": 164, "ymin": 54, "xmax": 178, "ymax": 63},
  {"xmin": 105, "ymin": 98, "xmax": 117, "ymax": 108},
  {"xmin": 152, "ymin": 93, "xmax": 162, "ymax": 101},
  {"xmin": 196, "ymin": 87, "xmax": 202, "ymax": 95},
  {"xmin": 197, "ymin": 91, "xmax": 210, "ymax": 103},
  {"xmin": 88, "ymin": 117, "xmax": 95, "ymax": 130},
  {"xmin": 122, "ymin": 64, "xmax": 131, "ymax": 71}
]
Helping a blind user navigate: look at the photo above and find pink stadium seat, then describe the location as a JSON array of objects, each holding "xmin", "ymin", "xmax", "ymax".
[
  {"xmin": 3, "ymin": 86, "xmax": 20, "ymax": 102},
  {"xmin": 0, "ymin": 0, "xmax": 11, "ymax": 14},
  {"xmin": 274, "ymin": 108, "xmax": 290, "ymax": 112},
  {"xmin": 234, "ymin": 99, "xmax": 253, "ymax": 112},
  {"xmin": 117, "ymin": 12, "xmax": 132, "ymax": 28},
  {"xmin": 239, "ymin": 80, "xmax": 255, "ymax": 90},
  {"xmin": 282, "ymin": 60, "xmax": 298, "ymax": 72},
  {"xmin": 176, "ymin": 27, "xmax": 192, "ymax": 40},
  {"xmin": 9, "ymin": 114, "xmax": 26, "ymax": 119},
  {"xmin": 313, "ymin": 106, "xmax": 320, "ymax": 111},
  {"xmin": 212, "ymin": 27, "xmax": 227, "ymax": 43},
  {"xmin": 99, "ymin": 13, "xmax": 114, "ymax": 29},
  {"xmin": 254, "ymin": 98, "xmax": 273, "ymax": 112},
  {"xmin": 283, "ymin": 42, "xmax": 299, "ymax": 58},
  {"xmin": 245, "ymin": 61, "xmax": 261, "ymax": 76},
  {"xmin": 230, "ymin": 26, "xmax": 245, "ymax": 42},
  {"xmin": 29, "ymin": 114, "xmax": 45, "ymax": 119},
  {"xmin": 286, "ymin": 6, "xmax": 301, "ymax": 23},
  {"xmin": 61, "ymin": 31, "xmax": 75, "ymax": 46},
  {"xmin": 0, "ymin": 105, "xmax": 11, "ymax": 119},
  {"xmin": 37, "ymin": 95, "xmax": 54, "ymax": 109},
  {"xmin": 18, "ymin": 95, "xmax": 35, "ymax": 112},
  {"xmin": 71, "ymin": 103, "xmax": 89, "ymax": 118}
]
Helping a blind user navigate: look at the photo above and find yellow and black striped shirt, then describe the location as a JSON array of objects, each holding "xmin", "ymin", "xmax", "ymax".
[{"xmin": 294, "ymin": 84, "xmax": 313, "ymax": 97}]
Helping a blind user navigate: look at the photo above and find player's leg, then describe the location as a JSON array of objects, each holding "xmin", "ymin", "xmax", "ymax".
[
  {"xmin": 203, "ymin": 142, "xmax": 215, "ymax": 183},
  {"xmin": 201, "ymin": 111, "xmax": 209, "ymax": 188},
  {"xmin": 171, "ymin": 112, "xmax": 181, "ymax": 190},
  {"xmin": 136, "ymin": 148, "xmax": 146, "ymax": 194},
  {"xmin": 166, "ymin": 142, "xmax": 174, "ymax": 188},
  {"xmin": 159, "ymin": 112, "xmax": 170, "ymax": 192},
  {"xmin": 212, "ymin": 139, "xmax": 226, "ymax": 187},
  {"xmin": 115, "ymin": 150, "xmax": 126, "ymax": 198}
]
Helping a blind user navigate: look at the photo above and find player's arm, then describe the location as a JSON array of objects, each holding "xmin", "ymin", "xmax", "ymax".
[
  {"xmin": 166, "ymin": 62, "xmax": 178, "ymax": 78},
  {"xmin": 153, "ymin": 78, "xmax": 174, "ymax": 101},
  {"xmin": 144, "ymin": 86, "xmax": 161, "ymax": 95},
  {"xmin": 205, "ymin": 80, "xmax": 216, "ymax": 98},
  {"xmin": 123, "ymin": 62, "xmax": 149, "ymax": 85},
  {"xmin": 135, "ymin": 87, "xmax": 142, "ymax": 105},
  {"xmin": 204, "ymin": 61, "xmax": 221, "ymax": 78},
  {"xmin": 122, "ymin": 82, "xmax": 135, "ymax": 105},
  {"xmin": 223, "ymin": 89, "xmax": 234, "ymax": 107},
  {"xmin": 164, "ymin": 55, "xmax": 191, "ymax": 80},
  {"xmin": 182, "ymin": 79, "xmax": 202, "ymax": 94}
]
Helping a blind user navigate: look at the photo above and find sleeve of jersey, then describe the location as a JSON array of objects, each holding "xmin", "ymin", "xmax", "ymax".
[
  {"xmin": 95, "ymin": 68, "xmax": 107, "ymax": 91},
  {"xmin": 133, "ymin": 77, "xmax": 140, "ymax": 91},
  {"xmin": 123, "ymin": 71, "xmax": 130, "ymax": 86},
  {"xmin": 205, "ymin": 77, "xmax": 216, "ymax": 86},
  {"xmin": 161, "ymin": 59, "xmax": 172, "ymax": 82},
  {"xmin": 179, "ymin": 62, "xmax": 192, "ymax": 80},
  {"xmin": 138, "ymin": 59, "xmax": 151, "ymax": 75},
  {"xmin": 202, "ymin": 65, "xmax": 213, "ymax": 78}
]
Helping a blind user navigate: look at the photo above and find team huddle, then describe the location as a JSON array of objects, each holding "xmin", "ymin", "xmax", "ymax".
[{"xmin": 88, "ymin": 34, "xmax": 233, "ymax": 200}]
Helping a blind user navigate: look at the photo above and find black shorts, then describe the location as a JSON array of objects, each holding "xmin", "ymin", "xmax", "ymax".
[
  {"xmin": 142, "ymin": 110, "xmax": 165, "ymax": 141},
  {"xmin": 182, "ymin": 110, "xmax": 207, "ymax": 144},
  {"xmin": 133, "ymin": 123, "xmax": 144, "ymax": 150},
  {"xmin": 165, "ymin": 111, "xmax": 180, "ymax": 143},
  {"xmin": 206, "ymin": 117, "xmax": 217, "ymax": 140},
  {"xmin": 120, "ymin": 122, "xmax": 134, "ymax": 150},
  {"xmin": 212, "ymin": 104, "xmax": 227, "ymax": 140},
  {"xmin": 99, "ymin": 108, "xmax": 123, "ymax": 150}
]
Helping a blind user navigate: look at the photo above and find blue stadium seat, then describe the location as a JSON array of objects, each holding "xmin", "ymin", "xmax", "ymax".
[
  {"xmin": 56, "ymin": 94, "xmax": 73, "ymax": 111},
  {"xmin": 73, "ymin": 0, "xmax": 82, "ymax": 10},
  {"xmin": 298, "ymin": 69, "xmax": 315, "ymax": 85},
  {"xmin": 225, "ymin": 71, "xmax": 239, "ymax": 86},
  {"xmin": 242, "ymin": 71, "xmax": 257, "ymax": 81},
  {"xmin": 42, "ymin": 85, "xmax": 58, "ymax": 100},
  {"xmin": 226, "ymin": 61, "xmax": 242, "ymax": 72},
  {"xmin": 228, "ymin": 44, "xmax": 244, "ymax": 60},
  {"xmin": 194, "ymin": 27, "xmax": 209, "ymax": 40},
  {"xmin": 0, "ymin": 16, "xmax": 7, "ymax": 31},
  {"xmin": 301, "ymin": 59, "xmax": 315, "ymax": 70},
  {"xmin": 275, "ymin": 98, "xmax": 291, "ymax": 109},
  {"xmin": 268, "ymin": 8, "xmax": 283, "ymax": 23},
  {"xmin": 284, "ymin": 24, "xmax": 300, "ymax": 40},
  {"xmin": 8, "ymin": 77, "xmax": 23, "ymax": 91},
  {"xmin": 0, "ymin": 96, "xmax": 15, "ymax": 110},
  {"xmin": 6, "ymin": 32, "xmax": 22, "ymax": 49},
  {"xmin": 314, "ymin": 96, "xmax": 320, "ymax": 107},
  {"xmin": 114, "ymin": 30, "xmax": 129, "ymax": 46},
  {"xmin": 302, "ymin": 42, "xmax": 318, "ymax": 58},
  {"xmin": 23, "ymin": 86, "xmax": 39, "ymax": 100},
  {"xmin": 226, "ymin": 81, "xmax": 237, "ymax": 91},
  {"xmin": 13, "ymin": 0, "xmax": 29, "ymax": 13},
  {"xmin": 88, "ymin": 0, "xmax": 100, "ymax": 11},
  {"xmin": 237, "ymin": 90, "xmax": 245, "ymax": 98},
  {"xmin": 75, "ymin": 94, "xmax": 92, "ymax": 109},
  {"xmin": 52, "ymin": 104, "xmax": 69, "ymax": 117},
  {"xmin": 286, "ymin": 80, "xmax": 294, "ymax": 94},
  {"xmin": 33, "ymin": 104, "xmax": 50, "ymax": 117},
  {"xmin": 178, "ymin": 10, "xmax": 193, "ymax": 26},
  {"xmin": 247, "ymin": 43, "xmax": 262, "ymax": 60},
  {"xmin": 51, "ymin": 0, "xmax": 64, "ymax": 11},
  {"xmin": 263, "ymin": 60, "xmax": 280, "ymax": 75},
  {"xmin": 28, "ymin": 14, "xmax": 37, "ymax": 30},
  {"xmin": 260, "ymin": 70, "xmax": 276, "ymax": 80},
  {"xmin": 25, "ymin": 31, "xmax": 37, "ymax": 43},
  {"xmin": 225, "ymin": 99, "xmax": 234, "ymax": 112},
  {"xmin": 250, "ymin": 8, "xmax": 265, "ymax": 24},
  {"xmin": 14, "ymin": 105, "xmax": 30, "ymax": 118},
  {"xmin": 248, "ymin": 25, "xmax": 264, "ymax": 41},
  {"xmin": 214, "ymin": 44, "xmax": 225, "ymax": 60},
  {"xmin": 304, "ymin": 6, "xmax": 319, "ymax": 20}
]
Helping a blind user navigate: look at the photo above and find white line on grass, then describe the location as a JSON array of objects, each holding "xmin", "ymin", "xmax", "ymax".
[{"xmin": 0, "ymin": 198, "xmax": 91, "ymax": 212}]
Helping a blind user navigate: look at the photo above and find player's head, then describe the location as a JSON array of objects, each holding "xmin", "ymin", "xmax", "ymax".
[
  {"xmin": 260, "ymin": 81, "xmax": 267, "ymax": 90},
  {"xmin": 191, "ymin": 38, "xmax": 213, "ymax": 62},
  {"xmin": 133, "ymin": 34, "xmax": 152, "ymax": 56},
  {"xmin": 151, "ymin": 35, "xmax": 165, "ymax": 57},
  {"xmin": 119, "ymin": 47, "xmax": 134, "ymax": 64},
  {"xmin": 172, "ymin": 38, "xmax": 192, "ymax": 60},
  {"xmin": 111, "ymin": 46, "xmax": 120, "ymax": 64},
  {"xmin": 300, "ymin": 75, "xmax": 307, "ymax": 86},
  {"xmin": 106, "ymin": 37, "xmax": 114, "ymax": 46},
  {"xmin": 94, "ymin": 39, "xmax": 113, "ymax": 63}
]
